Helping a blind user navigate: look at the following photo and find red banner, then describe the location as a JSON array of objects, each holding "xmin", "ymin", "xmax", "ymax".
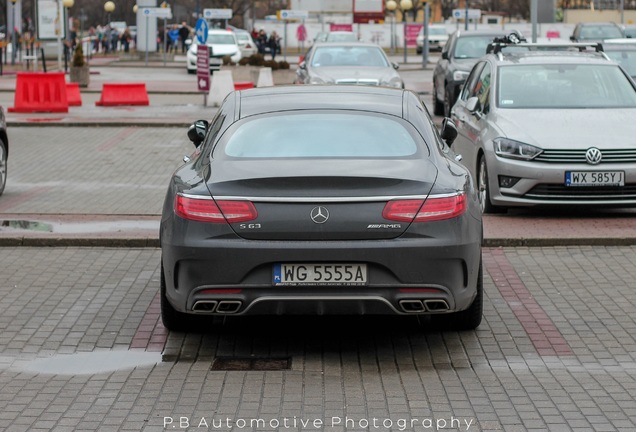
[{"xmin": 406, "ymin": 24, "xmax": 423, "ymax": 47}]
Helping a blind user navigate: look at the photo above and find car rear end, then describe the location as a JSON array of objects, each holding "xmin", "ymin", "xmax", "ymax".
[{"xmin": 160, "ymin": 88, "xmax": 481, "ymax": 327}]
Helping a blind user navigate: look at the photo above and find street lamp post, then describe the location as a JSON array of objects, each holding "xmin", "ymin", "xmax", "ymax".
[
  {"xmin": 104, "ymin": 1, "xmax": 115, "ymax": 25},
  {"xmin": 63, "ymin": 0, "xmax": 74, "ymax": 71},
  {"xmin": 10, "ymin": 0, "xmax": 17, "ymax": 65},
  {"xmin": 386, "ymin": 0, "xmax": 397, "ymax": 55},
  {"xmin": 400, "ymin": 0, "xmax": 413, "ymax": 64}
]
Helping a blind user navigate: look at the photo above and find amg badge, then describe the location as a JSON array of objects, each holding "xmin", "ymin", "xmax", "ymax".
[{"xmin": 367, "ymin": 224, "xmax": 402, "ymax": 229}]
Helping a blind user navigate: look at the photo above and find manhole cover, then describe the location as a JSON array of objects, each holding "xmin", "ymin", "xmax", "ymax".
[{"xmin": 211, "ymin": 357, "xmax": 291, "ymax": 371}]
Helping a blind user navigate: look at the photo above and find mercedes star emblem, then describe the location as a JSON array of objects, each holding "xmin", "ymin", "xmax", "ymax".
[{"xmin": 310, "ymin": 206, "xmax": 330, "ymax": 224}]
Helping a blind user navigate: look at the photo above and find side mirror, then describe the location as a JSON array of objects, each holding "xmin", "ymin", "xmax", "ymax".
[
  {"xmin": 299, "ymin": 61, "xmax": 307, "ymax": 70},
  {"xmin": 466, "ymin": 96, "xmax": 480, "ymax": 113},
  {"xmin": 570, "ymin": 35, "xmax": 576, "ymax": 42},
  {"xmin": 441, "ymin": 117, "xmax": 458, "ymax": 146},
  {"xmin": 392, "ymin": 62, "xmax": 399, "ymax": 70},
  {"xmin": 187, "ymin": 119, "xmax": 209, "ymax": 147},
  {"xmin": 441, "ymin": 51, "xmax": 449, "ymax": 60}
]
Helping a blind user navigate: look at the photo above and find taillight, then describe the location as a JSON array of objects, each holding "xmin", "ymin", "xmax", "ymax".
[
  {"xmin": 175, "ymin": 195, "xmax": 258, "ymax": 223},
  {"xmin": 383, "ymin": 193, "xmax": 466, "ymax": 222},
  {"xmin": 382, "ymin": 200, "xmax": 424, "ymax": 222}
]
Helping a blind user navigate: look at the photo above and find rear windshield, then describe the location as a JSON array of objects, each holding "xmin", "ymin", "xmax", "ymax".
[
  {"xmin": 497, "ymin": 63, "xmax": 636, "ymax": 108},
  {"xmin": 207, "ymin": 34, "xmax": 237, "ymax": 44},
  {"xmin": 220, "ymin": 113, "xmax": 419, "ymax": 158},
  {"xmin": 454, "ymin": 35, "xmax": 500, "ymax": 59}
]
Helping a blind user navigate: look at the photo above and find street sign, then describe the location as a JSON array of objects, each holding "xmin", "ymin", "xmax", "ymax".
[
  {"xmin": 203, "ymin": 8, "xmax": 233, "ymax": 20},
  {"xmin": 195, "ymin": 18, "xmax": 208, "ymax": 45},
  {"xmin": 141, "ymin": 7, "xmax": 172, "ymax": 19},
  {"xmin": 279, "ymin": 9, "xmax": 309, "ymax": 20},
  {"xmin": 197, "ymin": 44, "xmax": 210, "ymax": 92},
  {"xmin": 452, "ymin": 9, "xmax": 481, "ymax": 20}
]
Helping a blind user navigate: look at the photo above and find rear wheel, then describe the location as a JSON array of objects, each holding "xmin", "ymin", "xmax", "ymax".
[
  {"xmin": 0, "ymin": 139, "xmax": 6, "ymax": 196},
  {"xmin": 477, "ymin": 155, "xmax": 506, "ymax": 214},
  {"xmin": 433, "ymin": 260, "xmax": 483, "ymax": 331},
  {"xmin": 160, "ymin": 259, "xmax": 199, "ymax": 332}
]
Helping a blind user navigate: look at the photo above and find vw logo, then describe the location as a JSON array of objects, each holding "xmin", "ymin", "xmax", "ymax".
[
  {"xmin": 310, "ymin": 206, "xmax": 330, "ymax": 224},
  {"xmin": 586, "ymin": 147, "xmax": 602, "ymax": 165}
]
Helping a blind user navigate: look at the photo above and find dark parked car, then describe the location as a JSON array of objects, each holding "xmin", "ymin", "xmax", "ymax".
[
  {"xmin": 159, "ymin": 86, "xmax": 483, "ymax": 332},
  {"xmin": 433, "ymin": 29, "xmax": 508, "ymax": 117},
  {"xmin": 570, "ymin": 22, "xmax": 624, "ymax": 42},
  {"xmin": 0, "ymin": 106, "xmax": 7, "ymax": 196},
  {"xmin": 603, "ymin": 39, "xmax": 636, "ymax": 79}
]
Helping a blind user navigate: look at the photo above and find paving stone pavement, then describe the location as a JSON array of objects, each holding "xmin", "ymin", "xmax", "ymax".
[{"xmin": 1, "ymin": 246, "xmax": 636, "ymax": 431}]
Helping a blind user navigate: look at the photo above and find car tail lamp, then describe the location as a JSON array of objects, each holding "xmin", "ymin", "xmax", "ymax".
[
  {"xmin": 383, "ymin": 193, "xmax": 466, "ymax": 222},
  {"xmin": 175, "ymin": 195, "xmax": 257, "ymax": 223}
]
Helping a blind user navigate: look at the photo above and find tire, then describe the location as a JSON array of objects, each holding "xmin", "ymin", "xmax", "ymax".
[
  {"xmin": 160, "ymin": 259, "xmax": 198, "ymax": 332},
  {"xmin": 187, "ymin": 68, "xmax": 195, "ymax": 75},
  {"xmin": 477, "ymin": 155, "xmax": 506, "ymax": 214},
  {"xmin": 433, "ymin": 260, "xmax": 483, "ymax": 331},
  {"xmin": 432, "ymin": 83, "xmax": 444, "ymax": 116},
  {"xmin": 0, "ymin": 139, "xmax": 6, "ymax": 196}
]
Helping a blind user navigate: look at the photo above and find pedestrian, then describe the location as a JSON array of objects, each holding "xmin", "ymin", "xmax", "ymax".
[
  {"xmin": 168, "ymin": 25, "xmax": 180, "ymax": 53},
  {"xmin": 178, "ymin": 22, "xmax": 190, "ymax": 54},
  {"xmin": 120, "ymin": 27, "xmax": 132, "ymax": 53},
  {"xmin": 268, "ymin": 31, "xmax": 281, "ymax": 60},
  {"xmin": 111, "ymin": 27, "xmax": 121, "ymax": 52},
  {"xmin": 256, "ymin": 29, "xmax": 268, "ymax": 55}
]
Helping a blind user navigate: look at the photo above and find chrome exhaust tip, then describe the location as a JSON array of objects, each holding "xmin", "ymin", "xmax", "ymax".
[
  {"xmin": 399, "ymin": 299, "xmax": 426, "ymax": 313},
  {"xmin": 192, "ymin": 300, "xmax": 218, "ymax": 312},
  {"xmin": 216, "ymin": 300, "xmax": 242, "ymax": 314},
  {"xmin": 424, "ymin": 299, "xmax": 450, "ymax": 312}
]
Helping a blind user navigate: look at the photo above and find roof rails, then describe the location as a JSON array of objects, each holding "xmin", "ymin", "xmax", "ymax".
[{"xmin": 486, "ymin": 41, "xmax": 605, "ymax": 55}]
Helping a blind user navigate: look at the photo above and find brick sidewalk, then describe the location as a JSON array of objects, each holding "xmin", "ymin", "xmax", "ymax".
[{"xmin": 1, "ymin": 245, "xmax": 636, "ymax": 430}]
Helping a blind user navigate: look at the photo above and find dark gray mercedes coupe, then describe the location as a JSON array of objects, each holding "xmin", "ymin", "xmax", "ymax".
[{"xmin": 160, "ymin": 86, "xmax": 483, "ymax": 332}]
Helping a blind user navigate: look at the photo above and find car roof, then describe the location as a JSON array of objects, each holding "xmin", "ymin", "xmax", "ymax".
[
  {"xmin": 208, "ymin": 29, "xmax": 236, "ymax": 35},
  {"xmin": 451, "ymin": 29, "xmax": 510, "ymax": 38},
  {"xmin": 577, "ymin": 22, "xmax": 621, "ymax": 26},
  {"xmin": 235, "ymin": 86, "xmax": 408, "ymax": 119},
  {"xmin": 486, "ymin": 49, "xmax": 612, "ymax": 66},
  {"xmin": 312, "ymin": 42, "xmax": 382, "ymax": 48}
]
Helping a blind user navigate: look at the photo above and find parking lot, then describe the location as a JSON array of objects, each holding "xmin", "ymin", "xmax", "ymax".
[{"xmin": 1, "ymin": 60, "xmax": 636, "ymax": 431}]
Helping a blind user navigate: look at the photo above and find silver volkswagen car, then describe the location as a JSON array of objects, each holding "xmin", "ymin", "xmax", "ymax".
[{"xmin": 451, "ymin": 42, "xmax": 636, "ymax": 213}]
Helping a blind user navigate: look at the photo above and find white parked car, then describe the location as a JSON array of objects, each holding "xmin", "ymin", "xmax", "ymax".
[
  {"xmin": 186, "ymin": 29, "xmax": 242, "ymax": 74},
  {"xmin": 232, "ymin": 29, "xmax": 258, "ymax": 58},
  {"xmin": 417, "ymin": 25, "xmax": 449, "ymax": 53}
]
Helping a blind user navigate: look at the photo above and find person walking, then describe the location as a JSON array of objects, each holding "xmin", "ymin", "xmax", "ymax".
[
  {"xmin": 268, "ymin": 31, "xmax": 281, "ymax": 60},
  {"xmin": 178, "ymin": 22, "xmax": 190, "ymax": 54}
]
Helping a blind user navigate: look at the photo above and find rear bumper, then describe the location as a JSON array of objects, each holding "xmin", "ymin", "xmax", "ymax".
[{"xmin": 161, "ymin": 232, "xmax": 482, "ymax": 317}]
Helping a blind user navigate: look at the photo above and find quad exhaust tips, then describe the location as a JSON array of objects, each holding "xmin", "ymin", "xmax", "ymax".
[
  {"xmin": 399, "ymin": 299, "xmax": 450, "ymax": 313},
  {"xmin": 192, "ymin": 300, "xmax": 242, "ymax": 314}
]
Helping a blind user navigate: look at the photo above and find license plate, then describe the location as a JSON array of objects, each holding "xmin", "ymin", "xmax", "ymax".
[
  {"xmin": 210, "ymin": 58, "xmax": 222, "ymax": 65},
  {"xmin": 565, "ymin": 171, "xmax": 625, "ymax": 187},
  {"xmin": 273, "ymin": 263, "xmax": 367, "ymax": 286}
]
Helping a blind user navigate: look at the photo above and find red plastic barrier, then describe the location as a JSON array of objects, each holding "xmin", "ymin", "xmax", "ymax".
[
  {"xmin": 234, "ymin": 81, "xmax": 254, "ymax": 91},
  {"xmin": 66, "ymin": 83, "xmax": 82, "ymax": 107},
  {"xmin": 8, "ymin": 72, "xmax": 69, "ymax": 113},
  {"xmin": 95, "ymin": 83, "xmax": 149, "ymax": 106}
]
